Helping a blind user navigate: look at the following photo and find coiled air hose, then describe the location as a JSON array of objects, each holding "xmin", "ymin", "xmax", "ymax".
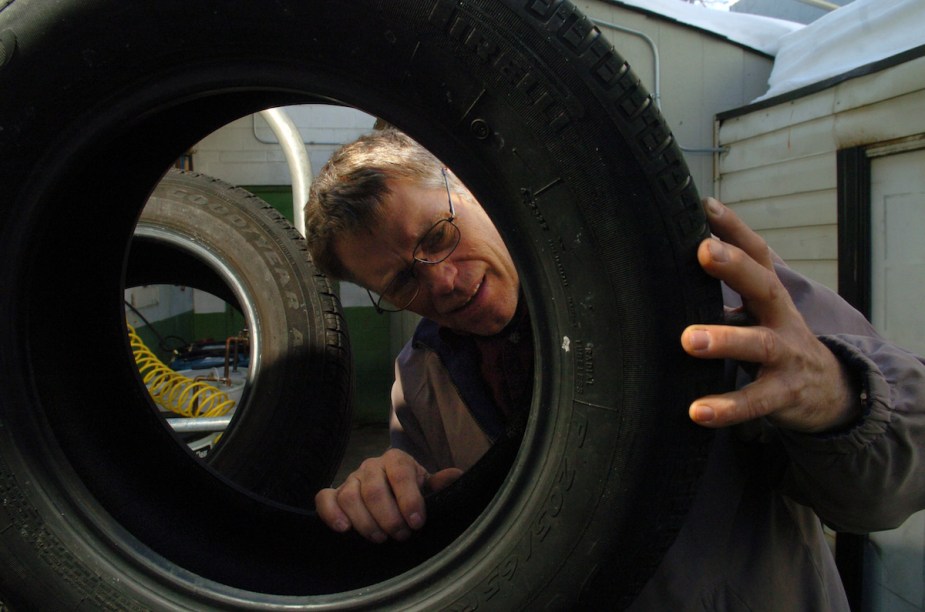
[{"xmin": 127, "ymin": 324, "xmax": 236, "ymax": 418}]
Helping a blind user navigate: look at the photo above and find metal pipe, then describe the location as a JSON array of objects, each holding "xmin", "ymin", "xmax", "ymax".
[
  {"xmin": 167, "ymin": 416, "xmax": 233, "ymax": 433},
  {"xmin": 257, "ymin": 108, "xmax": 312, "ymax": 236},
  {"xmin": 795, "ymin": 0, "xmax": 839, "ymax": 10}
]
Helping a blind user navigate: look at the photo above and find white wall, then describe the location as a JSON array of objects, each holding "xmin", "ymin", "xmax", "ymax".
[
  {"xmin": 124, "ymin": 285, "xmax": 193, "ymax": 328},
  {"xmin": 579, "ymin": 1, "xmax": 775, "ymax": 198},
  {"xmin": 716, "ymin": 54, "xmax": 925, "ymax": 290},
  {"xmin": 192, "ymin": 104, "xmax": 376, "ymax": 189}
]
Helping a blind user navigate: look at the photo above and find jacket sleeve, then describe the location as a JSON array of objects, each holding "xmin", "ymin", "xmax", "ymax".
[
  {"xmin": 389, "ymin": 342, "xmax": 441, "ymax": 474},
  {"xmin": 751, "ymin": 264, "xmax": 925, "ymax": 533},
  {"xmin": 779, "ymin": 332, "xmax": 925, "ymax": 533}
]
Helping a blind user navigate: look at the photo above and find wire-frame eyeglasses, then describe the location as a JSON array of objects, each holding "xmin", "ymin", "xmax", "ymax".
[{"xmin": 367, "ymin": 168, "xmax": 461, "ymax": 313}]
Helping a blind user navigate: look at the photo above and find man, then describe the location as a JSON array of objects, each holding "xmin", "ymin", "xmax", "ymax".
[{"xmin": 305, "ymin": 129, "xmax": 925, "ymax": 608}]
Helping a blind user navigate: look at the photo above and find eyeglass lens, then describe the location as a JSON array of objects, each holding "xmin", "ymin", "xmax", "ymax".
[
  {"xmin": 377, "ymin": 220, "xmax": 460, "ymax": 310},
  {"xmin": 370, "ymin": 169, "xmax": 461, "ymax": 313}
]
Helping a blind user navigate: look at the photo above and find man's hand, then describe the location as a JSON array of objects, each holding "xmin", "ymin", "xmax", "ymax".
[
  {"xmin": 681, "ymin": 197, "xmax": 859, "ymax": 433},
  {"xmin": 315, "ymin": 448, "xmax": 463, "ymax": 542}
]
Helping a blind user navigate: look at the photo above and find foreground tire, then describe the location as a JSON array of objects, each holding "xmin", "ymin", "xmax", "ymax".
[
  {"xmin": 0, "ymin": 1, "xmax": 723, "ymax": 608},
  {"xmin": 126, "ymin": 169, "xmax": 353, "ymax": 507}
]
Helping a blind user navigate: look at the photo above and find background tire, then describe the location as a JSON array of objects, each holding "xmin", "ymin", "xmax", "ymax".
[
  {"xmin": 126, "ymin": 168, "xmax": 353, "ymax": 508},
  {"xmin": 0, "ymin": 0, "xmax": 724, "ymax": 608}
]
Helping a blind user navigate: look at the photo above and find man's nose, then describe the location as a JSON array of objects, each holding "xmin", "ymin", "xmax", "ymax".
[{"xmin": 416, "ymin": 260, "xmax": 457, "ymax": 296}]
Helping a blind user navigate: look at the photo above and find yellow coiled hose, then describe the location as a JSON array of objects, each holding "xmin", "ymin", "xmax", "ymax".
[{"xmin": 127, "ymin": 324, "xmax": 236, "ymax": 418}]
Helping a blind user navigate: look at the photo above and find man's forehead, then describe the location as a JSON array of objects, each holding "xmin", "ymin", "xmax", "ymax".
[
  {"xmin": 333, "ymin": 229, "xmax": 399, "ymax": 286},
  {"xmin": 382, "ymin": 179, "xmax": 446, "ymax": 232},
  {"xmin": 335, "ymin": 204, "xmax": 420, "ymax": 275}
]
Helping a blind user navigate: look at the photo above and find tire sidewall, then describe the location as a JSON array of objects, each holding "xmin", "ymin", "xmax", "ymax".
[
  {"xmin": 131, "ymin": 169, "xmax": 352, "ymax": 506},
  {"xmin": 0, "ymin": 0, "xmax": 721, "ymax": 608}
]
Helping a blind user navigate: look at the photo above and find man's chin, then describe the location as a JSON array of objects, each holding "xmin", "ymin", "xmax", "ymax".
[{"xmin": 456, "ymin": 313, "xmax": 512, "ymax": 337}]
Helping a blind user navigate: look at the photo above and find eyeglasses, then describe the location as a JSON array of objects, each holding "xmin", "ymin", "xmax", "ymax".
[{"xmin": 367, "ymin": 168, "xmax": 461, "ymax": 314}]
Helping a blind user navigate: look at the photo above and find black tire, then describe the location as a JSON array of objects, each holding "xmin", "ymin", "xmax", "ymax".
[
  {"xmin": 0, "ymin": 1, "xmax": 724, "ymax": 609},
  {"xmin": 125, "ymin": 168, "xmax": 353, "ymax": 508}
]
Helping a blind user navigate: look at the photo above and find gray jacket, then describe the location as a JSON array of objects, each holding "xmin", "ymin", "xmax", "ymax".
[{"xmin": 390, "ymin": 263, "xmax": 925, "ymax": 610}]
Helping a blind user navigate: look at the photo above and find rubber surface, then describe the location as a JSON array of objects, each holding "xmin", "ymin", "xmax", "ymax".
[
  {"xmin": 127, "ymin": 169, "xmax": 354, "ymax": 507},
  {"xmin": 0, "ymin": 0, "xmax": 723, "ymax": 608}
]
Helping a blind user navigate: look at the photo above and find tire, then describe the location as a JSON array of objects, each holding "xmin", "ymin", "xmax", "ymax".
[
  {"xmin": 125, "ymin": 168, "xmax": 353, "ymax": 508},
  {"xmin": 0, "ymin": 1, "xmax": 724, "ymax": 609}
]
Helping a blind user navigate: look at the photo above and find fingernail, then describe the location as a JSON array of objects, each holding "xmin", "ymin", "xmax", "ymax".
[
  {"xmin": 333, "ymin": 519, "xmax": 349, "ymax": 532},
  {"xmin": 708, "ymin": 238, "xmax": 728, "ymax": 262},
  {"xmin": 393, "ymin": 528, "xmax": 411, "ymax": 541},
  {"xmin": 692, "ymin": 404, "xmax": 715, "ymax": 423},
  {"xmin": 408, "ymin": 512, "xmax": 424, "ymax": 529},
  {"xmin": 370, "ymin": 530, "xmax": 387, "ymax": 544},
  {"xmin": 688, "ymin": 330, "xmax": 710, "ymax": 351},
  {"xmin": 705, "ymin": 197, "xmax": 724, "ymax": 217}
]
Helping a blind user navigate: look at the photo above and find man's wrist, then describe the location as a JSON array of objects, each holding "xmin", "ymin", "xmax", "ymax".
[{"xmin": 813, "ymin": 335, "xmax": 870, "ymax": 434}]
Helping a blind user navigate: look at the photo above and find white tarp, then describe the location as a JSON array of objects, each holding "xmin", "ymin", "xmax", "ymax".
[
  {"xmin": 611, "ymin": 0, "xmax": 803, "ymax": 55},
  {"xmin": 756, "ymin": 0, "xmax": 925, "ymax": 101},
  {"xmin": 610, "ymin": 0, "xmax": 924, "ymax": 102}
]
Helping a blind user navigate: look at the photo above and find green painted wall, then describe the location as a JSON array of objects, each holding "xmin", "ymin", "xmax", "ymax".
[
  {"xmin": 243, "ymin": 185, "xmax": 294, "ymax": 225},
  {"xmin": 133, "ymin": 310, "xmax": 194, "ymax": 363},
  {"xmin": 342, "ymin": 306, "xmax": 394, "ymax": 424},
  {"xmin": 134, "ymin": 307, "xmax": 246, "ymax": 365}
]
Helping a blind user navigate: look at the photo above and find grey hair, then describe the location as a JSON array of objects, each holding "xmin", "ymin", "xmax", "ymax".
[{"xmin": 304, "ymin": 129, "xmax": 463, "ymax": 281}]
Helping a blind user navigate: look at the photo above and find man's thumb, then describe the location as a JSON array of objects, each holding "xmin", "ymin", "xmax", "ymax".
[{"xmin": 425, "ymin": 467, "xmax": 464, "ymax": 493}]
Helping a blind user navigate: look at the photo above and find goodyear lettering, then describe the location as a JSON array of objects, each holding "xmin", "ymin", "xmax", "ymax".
[{"xmin": 163, "ymin": 189, "xmax": 303, "ymax": 316}]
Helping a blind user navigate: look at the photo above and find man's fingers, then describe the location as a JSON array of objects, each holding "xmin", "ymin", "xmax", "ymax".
[
  {"xmin": 315, "ymin": 487, "xmax": 352, "ymax": 534},
  {"xmin": 698, "ymin": 236, "xmax": 796, "ymax": 327},
  {"xmin": 688, "ymin": 392, "xmax": 748, "ymax": 427},
  {"xmin": 317, "ymin": 478, "xmax": 391, "ymax": 542},
  {"xmin": 355, "ymin": 454, "xmax": 419, "ymax": 542},
  {"xmin": 385, "ymin": 465, "xmax": 463, "ymax": 534},
  {"xmin": 336, "ymin": 477, "xmax": 390, "ymax": 544},
  {"xmin": 689, "ymin": 380, "xmax": 777, "ymax": 428},
  {"xmin": 384, "ymin": 459, "xmax": 428, "ymax": 535},
  {"xmin": 427, "ymin": 467, "xmax": 464, "ymax": 493},
  {"xmin": 686, "ymin": 198, "xmax": 862, "ymax": 434},
  {"xmin": 682, "ymin": 324, "xmax": 783, "ymax": 368},
  {"xmin": 703, "ymin": 197, "xmax": 773, "ymax": 269},
  {"xmin": 700, "ymin": 199, "xmax": 797, "ymax": 326},
  {"xmin": 315, "ymin": 451, "xmax": 463, "ymax": 543}
]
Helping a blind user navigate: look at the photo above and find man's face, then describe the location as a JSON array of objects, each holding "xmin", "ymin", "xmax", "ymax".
[{"xmin": 334, "ymin": 178, "xmax": 520, "ymax": 336}]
